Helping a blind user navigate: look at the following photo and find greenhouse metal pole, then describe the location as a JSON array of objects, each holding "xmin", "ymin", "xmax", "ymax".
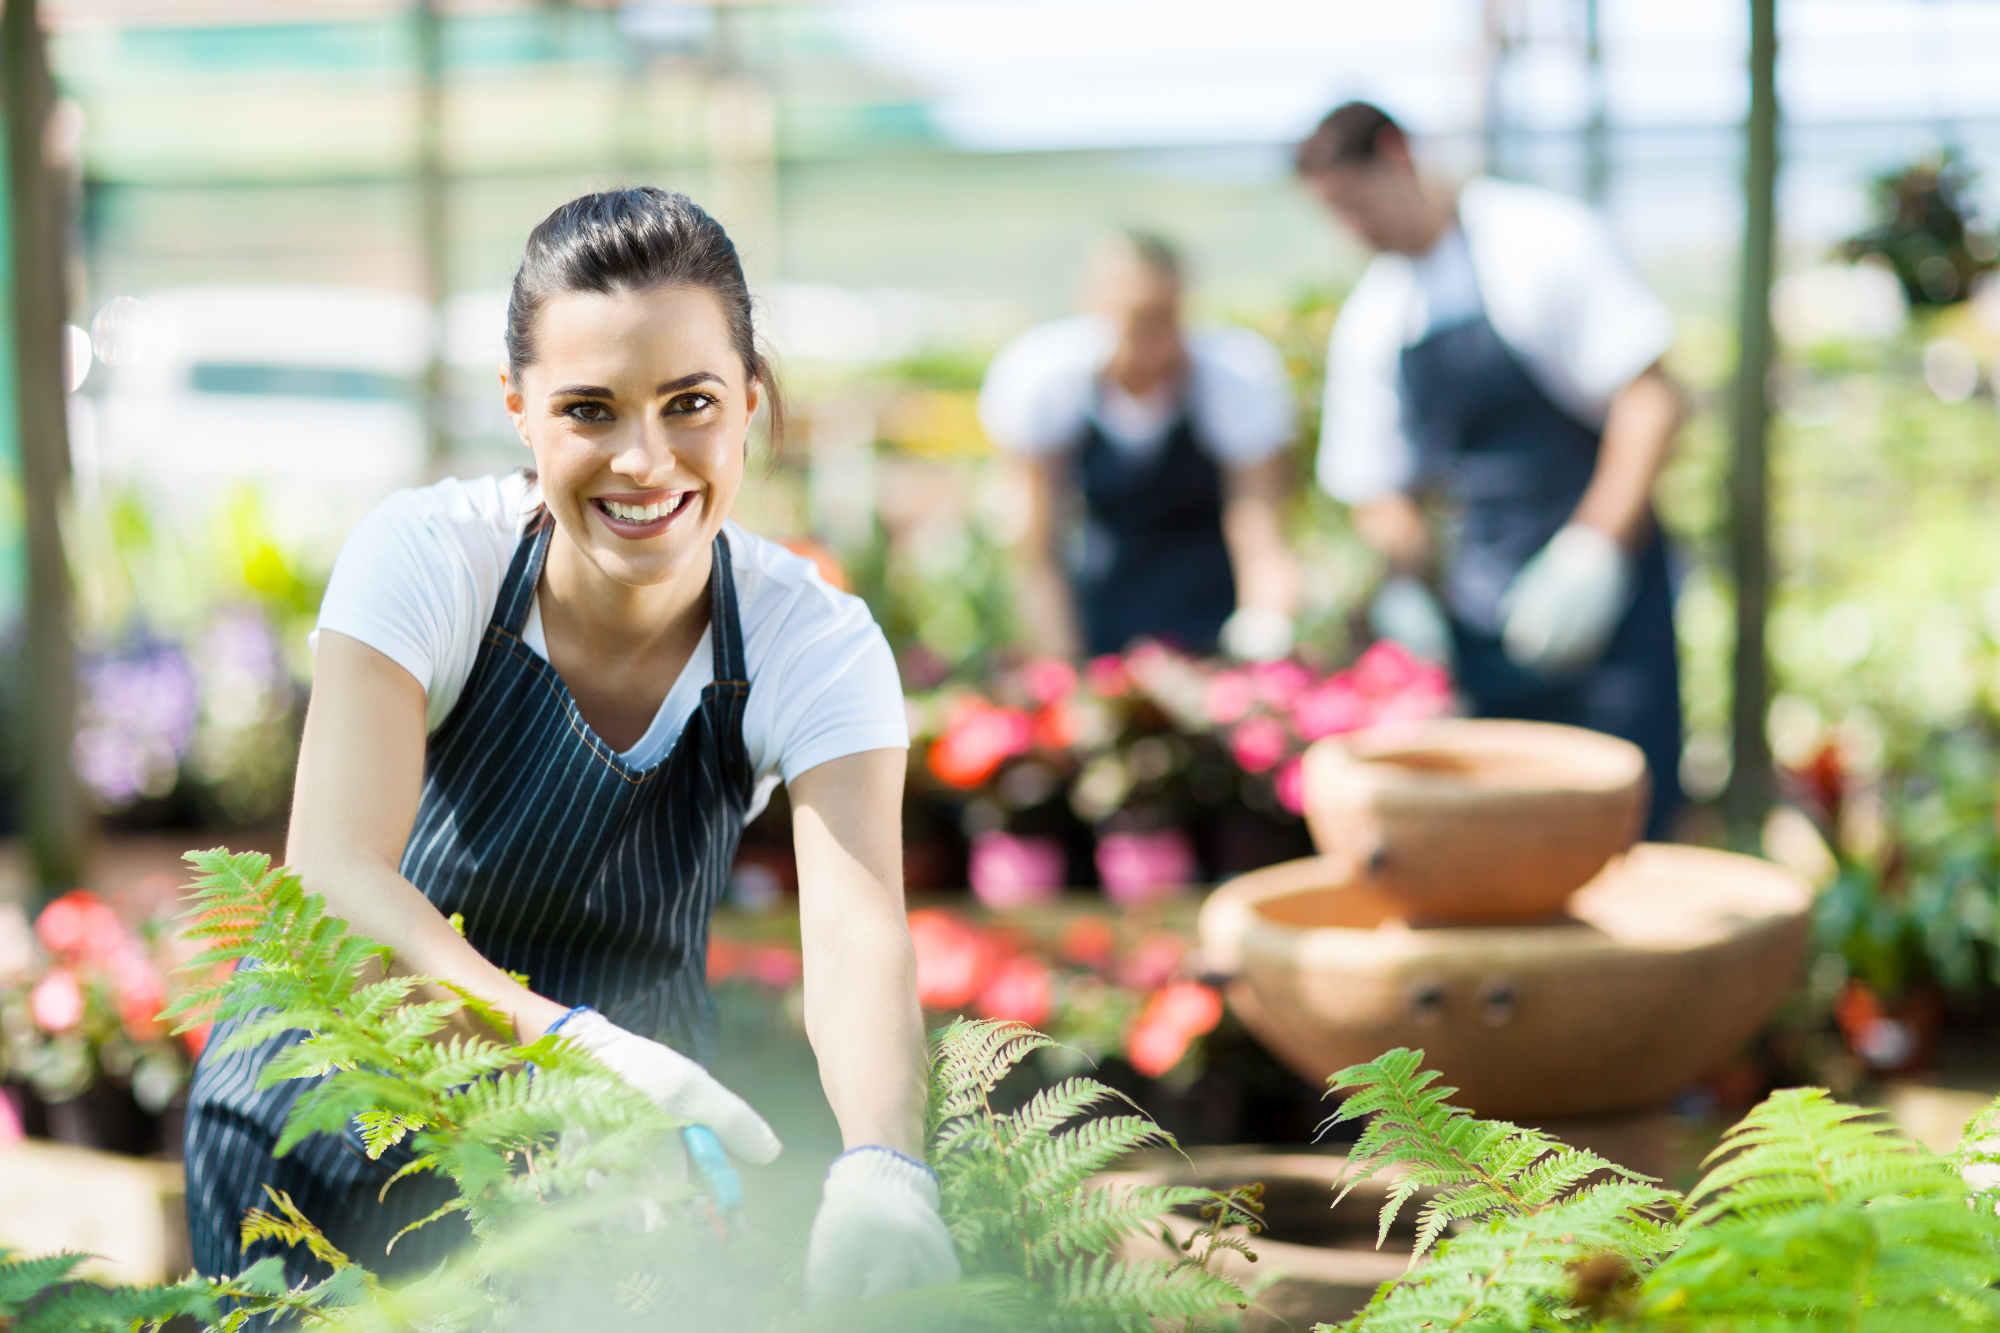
[
  {"xmin": 415, "ymin": 0, "xmax": 447, "ymax": 464},
  {"xmin": 1724, "ymin": 0, "xmax": 1779, "ymax": 842},
  {"xmin": 2, "ymin": 0, "xmax": 84, "ymax": 901}
]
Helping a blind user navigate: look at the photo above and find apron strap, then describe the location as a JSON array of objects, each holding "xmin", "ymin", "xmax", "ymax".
[
  {"xmin": 493, "ymin": 510, "xmax": 556, "ymax": 637},
  {"xmin": 708, "ymin": 530, "xmax": 748, "ymax": 688}
]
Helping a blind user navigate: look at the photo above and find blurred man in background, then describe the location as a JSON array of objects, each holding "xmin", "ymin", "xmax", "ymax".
[
  {"xmin": 978, "ymin": 231, "xmax": 1298, "ymax": 661},
  {"xmin": 1301, "ymin": 102, "xmax": 1686, "ymax": 837}
]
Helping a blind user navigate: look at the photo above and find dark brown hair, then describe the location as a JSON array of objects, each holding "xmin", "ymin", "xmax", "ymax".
[
  {"xmin": 1295, "ymin": 101, "xmax": 1402, "ymax": 177},
  {"xmin": 505, "ymin": 186, "xmax": 784, "ymax": 446}
]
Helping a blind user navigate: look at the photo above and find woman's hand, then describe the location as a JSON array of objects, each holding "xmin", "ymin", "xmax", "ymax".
[
  {"xmin": 805, "ymin": 1148, "xmax": 960, "ymax": 1305},
  {"xmin": 552, "ymin": 1008, "xmax": 780, "ymax": 1163}
]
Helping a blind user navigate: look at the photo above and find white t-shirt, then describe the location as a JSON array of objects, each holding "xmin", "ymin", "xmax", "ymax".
[
  {"xmin": 313, "ymin": 472, "xmax": 908, "ymax": 821},
  {"xmin": 1316, "ymin": 176, "xmax": 1675, "ymax": 504},
  {"xmin": 977, "ymin": 315, "xmax": 1296, "ymax": 467}
]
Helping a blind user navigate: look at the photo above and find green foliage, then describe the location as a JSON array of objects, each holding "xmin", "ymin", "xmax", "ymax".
[
  {"xmin": 929, "ymin": 1018, "xmax": 1253, "ymax": 1331},
  {"xmin": 1322, "ymin": 1048, "xmax": 2000, "ymax": 1333}
]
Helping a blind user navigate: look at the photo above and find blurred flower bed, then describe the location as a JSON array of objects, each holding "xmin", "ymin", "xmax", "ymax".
[
  {"xmin": 905, "ymin": 638, "xmax": 1451, "ymax": 896},
  {"xmin": 0, "ymin": 883, "xmax": 205, "ymax": 1155}
]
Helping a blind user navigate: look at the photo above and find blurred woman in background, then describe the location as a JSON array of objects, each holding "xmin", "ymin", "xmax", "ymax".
[
  {"xmin": 977, "ymin": 231, "xmax": 1299, "ymax": 661},
  {"xmin": 1300, "ymin": 102, "xmax": 1686, "ymax": 837}
]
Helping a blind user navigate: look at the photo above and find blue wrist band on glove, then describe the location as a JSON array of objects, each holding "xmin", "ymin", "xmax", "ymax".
[
  {"xmin": 546, "ymin": 1005, "xmax": 594, "ymax": 1035},
  {"xmin": 831, "ymin": 1144, "xmax": 939, "ymax": 1184}
]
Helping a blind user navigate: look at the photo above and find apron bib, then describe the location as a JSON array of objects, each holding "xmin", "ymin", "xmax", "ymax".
[
  {"xmin": 183, "ymin": 519, "xmax": 754, "ymax": 1296},
  {"xmin": 1401, "ymin": 314, "xmax": 1683, "ymax": 838},
  {"xmin": 1071, "ymin": 411, "xmax": 1236, "ymax": 656}
]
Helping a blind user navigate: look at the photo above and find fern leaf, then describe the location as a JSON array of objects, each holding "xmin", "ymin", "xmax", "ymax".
[
  {"xmin": 1688, "ymin": 1087, "xmax": 1941, "ymax": 1224},
  {"xmin": 0, "ymin": 1251, "xmax": 90, "ymax": 1309}
]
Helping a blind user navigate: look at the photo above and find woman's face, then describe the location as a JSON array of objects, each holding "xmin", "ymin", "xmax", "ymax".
[{"xmin": 503, "ymin": 284, "xmax": 757, "ymax": 591}]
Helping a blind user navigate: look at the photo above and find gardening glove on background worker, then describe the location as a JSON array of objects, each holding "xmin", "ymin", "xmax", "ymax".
[
  {"xmin": 1498, "ymin": 524, "xmax": 1634, "ymax": 677},
  {"xmin": 806, "ymin": 1146, "xmax": 961, "ymax": 1305},
  {"xmin": 1368, "ymin": 574, "xmax": 1455, "ymax": 666},
  {"xmin": 1219, "ymin": 606, "xmax": 1295, "ymax": 662},
  {"xmin": 551, "ymin": 1007, "xmax": 782, "ymax": 1165}
]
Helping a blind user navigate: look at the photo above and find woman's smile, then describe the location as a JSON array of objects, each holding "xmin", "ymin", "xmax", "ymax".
[{"xmin": 592, "ymin": 487, "xmax": 700, "ymax": 539}]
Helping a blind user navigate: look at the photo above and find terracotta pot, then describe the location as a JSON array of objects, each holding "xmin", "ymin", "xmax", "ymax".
[
  {"xmin": 1301, "ymin": 719, "xmax": 1649, "ymax": 925},
  {"xmin": 1198, "ymin": 844, "xmax": 1812, "ymax": 1120},
  {"xmin": 1093, "ymin": 1149, "xmax": 1421, "ymax": 1332}
]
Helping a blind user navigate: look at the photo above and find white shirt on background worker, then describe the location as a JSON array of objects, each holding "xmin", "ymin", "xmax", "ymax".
[
  {"xmin": 1316, "ymin": 175, "xmax": 1675, "ymax": 505},
  {"xmin": 978, "ymin": 314, "xmax": 1296, "ymax": 465},
  {"xmin": 313, "ymin": 471, "xmax": 908, "ymax": 822}
]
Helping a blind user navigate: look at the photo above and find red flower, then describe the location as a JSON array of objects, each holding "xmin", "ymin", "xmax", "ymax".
[
  {"xmin": 35, "ymin": 889, "xmax": 129, "ymax": 963},
  {"xmin": 1116, "ymin": 931, "xmax": 1186, "ymax": 991},
  {"xmin": 908, "ymin": 909, "xmax": 1001, "ymax": 1010},
  {"xmin": 109, "ymin": 946, "xmax": 167, "ymax": 1041},
  {"xmin": 707, "ymin": 939, "xmax": 802, "ymax": 989},
  {"xmin": 975, "ymin": 956, "xmax": 1054, "ymax": 1028},
  {"xmin": 1085, "ymin": 655, "xmax": 1131, "ymax": 697},
  {"xmin": 1056, "ymin": 915, "xmax": 1117, "ymax": 969},
  {"xmin": 1205, "ymin": 670, "xmax": 1255, "ymax": 726},
  {"xmin": 1229, "ymin": 715, "xmax": 1290, "ymax": 773},
  {"xmin": 1031, "ymin": 701, "xmax": 1078, "ymax": 752},
  {"xmin": 927, "ymin": 698, "xmax": 1034, "ymax": 789},
  {"xmin": 1126, "ymin": 982, "xmax": 1224, "ymax": 1079},
  {"xmin": 180, "ymin": 1019, "xmax": 213, "ymax": 1057},
  {"xmin": 1018, "ymin": 657, "xmax": 1078, "ymax": 706}
]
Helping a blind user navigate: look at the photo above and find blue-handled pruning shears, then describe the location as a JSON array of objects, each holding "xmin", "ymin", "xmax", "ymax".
[{"xmin": 682, "ymin": 1124, "xmax": 743, "ymax": 1238}]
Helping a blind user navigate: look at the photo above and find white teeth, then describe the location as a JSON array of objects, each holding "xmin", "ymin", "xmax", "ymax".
[{"xmin": 603, "ymin": 498, "xmax": 680, "ymax": 523}]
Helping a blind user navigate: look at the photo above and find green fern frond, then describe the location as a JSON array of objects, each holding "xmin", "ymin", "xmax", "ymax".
[
  {"xmin": 239, "ymin": 1185, "xmax": 381, "ymax": 1290},
  {"xmin": 1687, "ymin": 1087, "xmax": 1942, "ymax": 1223}
]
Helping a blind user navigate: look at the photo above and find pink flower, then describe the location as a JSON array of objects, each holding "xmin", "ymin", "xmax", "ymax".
[
  {"xmin": 1085, "ymin": 655, "xmax": 1131, "ymax": 698},
  {"xmin": 1032, "ymin": 701, "xmax": 1078, "ymax": 752},
  {"xmin": 1293, "ymin": 677, "xmax": 1372, "ymax": 740},
  {"xmin": 1274, "ymin": 756, "xmax": 1307, "ymax": 815},
  {"xmin": 109, "ymin": 946, "xmax": 167, "ymax": 1040},
  {"xmin": 927, "ymin": 699, "xmax": 1034, "ymax": 789},
  {"xmin": 1205, "ymin": 671, "xmax": 1255, "ymax": 726},
  {"xmin": 747, "ymin": 945, "xmax": 803, "ymax": 989},
  {"xmin": 1018, "ymin": 657, "xmax": 1078, "ymax": 706},
  {"xmin": 1251, "ymin": 659, "xmax": 1312, "ymax": 709},
  {"xmin": 35, "ymin": 889, "xmax": 129, "ymax": 963},
  {"xmin": 1117, "ymin": 931, "xmax": 1186, "ymax": 991},
  {"xmin": 1126, "ymin": 982, "xmax": 1225, "ymax": 1078},
  {"xmin": 1229, "ymin": 716, "xmax": 1291, "ymax": 773},
  {"xmin": 1095, "ymin": 829, "xmax": 1197, "ymax": 907},
  {"xmin": 975, "ymin": 957, "xmax": 1055, "ymax": 1028},
  {"xmin": 29, "ymin": 967, "xmax": 85, "ymax": 1032},
  {"xmin": 908, "ymin": 909, "xmax": 1001, "ymax": 1010},
  {"xmin": 968, "ymin": 832, "xmax": 1066, "ymax": 910}
]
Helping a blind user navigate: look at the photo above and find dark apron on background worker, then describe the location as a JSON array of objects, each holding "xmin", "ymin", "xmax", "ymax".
[
  {"xmin": 184, "ymin": 518, "xmax": 753, "ymax": 1298},
  {"xmin": 1401, "ymin": 313, "xmax": 1683, "ymax": 838},
  {"xmin": 1071, "ymin": 410, "xmax": 1237, "ymax": 657}
]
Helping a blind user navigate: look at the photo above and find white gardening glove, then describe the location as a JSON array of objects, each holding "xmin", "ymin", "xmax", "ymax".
[
  {"xmin": 805, "ymin": 1147, "xmax": 961, "ymax": 1306},
  {"xmin": 550, "ymin": 1007, "xmax": 782, "ymax": 1165},
  {"xmin": 1219, "ymin": 606, "xmax": 1295, "ymax": 662},
  {"xmin": 1499, "ymin": 524, "xmax": 1634, "ymax": 676},
  {"xmin": 1368, "ymin": 574, "xmax": 1454, "ymax": 665}
]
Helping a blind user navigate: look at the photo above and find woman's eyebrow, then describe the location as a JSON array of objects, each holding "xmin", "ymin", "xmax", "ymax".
[
  {"xmin": 549, "ymin": 383, "xmax": 613, "ymax": 398},
  {"xmin": 658, "ymin": 371, "xmax": 727, "ymax": 394}
]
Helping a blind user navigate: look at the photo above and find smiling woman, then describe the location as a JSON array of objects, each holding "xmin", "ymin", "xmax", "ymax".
[{"xmin": 179, "ymin": 189, "xmax": 956, "ymax": 1322}]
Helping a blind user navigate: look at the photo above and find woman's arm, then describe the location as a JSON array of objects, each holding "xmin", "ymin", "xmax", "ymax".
[
  {"xmin": 1568, "ymin": 362, "xmax": 1682, "ymax": 547},
  {"xmin": 1010, "ymin": 456, "xmax": 1083, "ymax": 661},
  {"xmin": 288, "ymin": 630, "xmax": 570, "ymax": 1041},
  {"xmin": 1220, "ymin": 454, "xmax": 1299, "ymax": 617},
  {"xmin": 789, "ymin": 747, "xmax": 925, "ymax": 1156}
]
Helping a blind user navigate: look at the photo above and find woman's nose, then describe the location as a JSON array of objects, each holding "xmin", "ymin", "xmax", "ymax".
[{"xmin": 610, "ymin": 420, "xmax": 679, "ymax": 486}]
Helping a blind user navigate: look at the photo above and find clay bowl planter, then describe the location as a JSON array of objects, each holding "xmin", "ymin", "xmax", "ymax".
[
  {"xmin": 1093, "ymin": 1148, "xmax": 1424, "ymax": 1332},
  {"xmin": 1198, "ymin": 845, "xmax": 1812, "ymax": 1121},
  {"xmin": 1301, "ymin": 719, "xmax": 1649, "ymax": 925}
]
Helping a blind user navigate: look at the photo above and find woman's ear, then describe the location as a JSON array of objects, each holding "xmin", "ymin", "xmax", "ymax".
[
  {"xmin": 499, "ymin": 363, "xmax": 533, "ymax": 450},
  {"xmin": 742, "ymin": 374, "xmax": 762, "ymax": 451}
]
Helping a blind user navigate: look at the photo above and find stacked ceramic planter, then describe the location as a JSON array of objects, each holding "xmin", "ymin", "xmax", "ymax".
[{"xmin": 1199, "ymin": 719, "xmax": 1812, "ymax": 1120}]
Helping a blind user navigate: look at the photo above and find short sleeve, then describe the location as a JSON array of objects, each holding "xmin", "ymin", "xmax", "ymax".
[
  {"xmin": 1315, "ymin": 257, "xmax": 1420, "ymax": 504},
  {"xmin": 976, "ymin": 317, "xmax": 1109, "ymax": 457},
  {"xmin": 313, "ymin": 475, "xmax": 524, "ymax": 731},
  {"xmin": 1464, "ymin": 179, "xmax": 1673, "ymax": 422},
  {"xmin": 1187, "ymin": 326, "xmax": 1297, "ymax": 468}
]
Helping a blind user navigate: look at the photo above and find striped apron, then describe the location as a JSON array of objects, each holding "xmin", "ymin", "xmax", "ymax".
[{"xmin": 183, "ymin": 518, "xmax": 754, "ymax": 1297}]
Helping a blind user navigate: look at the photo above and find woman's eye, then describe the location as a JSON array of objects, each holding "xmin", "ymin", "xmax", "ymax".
[
  {"xmin": 667, "ymin": 392, "xmax": 718, "ymax": 416},
  {"xmin": 565, "ymin": 401, "xmax": 613, "ymax": 422}
]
